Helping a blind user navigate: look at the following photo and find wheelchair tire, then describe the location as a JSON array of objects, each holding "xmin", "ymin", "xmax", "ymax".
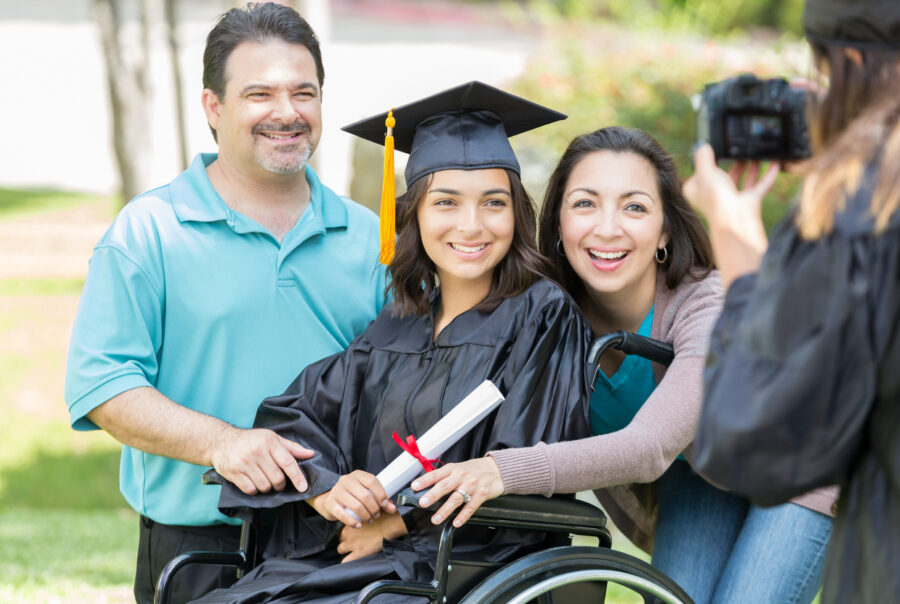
[{"xmin": 458, "ymin": 545, "xmax": 692, "ymax": 604}]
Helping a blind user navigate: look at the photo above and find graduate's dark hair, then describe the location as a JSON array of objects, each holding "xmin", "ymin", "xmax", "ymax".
[
  {"xmin": 202, "ymin": 2, "xmax": 324, "ymax": 142},
  {"xmin": 538, "ymin": 126, "xmax": 713, "ymax": 299},
  {"xmin": 390, "ymin": 169, "xmax": 555, "ymax": 317}
]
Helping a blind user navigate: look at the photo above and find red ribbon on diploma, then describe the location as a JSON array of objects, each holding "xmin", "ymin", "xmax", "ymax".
[{"xmin": 392, "ymin": 431, "xmax": 441, "ymax": 472}]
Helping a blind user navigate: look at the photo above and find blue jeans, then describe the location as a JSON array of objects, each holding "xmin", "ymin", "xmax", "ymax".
[{"xmin": 651, "ymin": 461, "xmax": 832, "ymax": 604}]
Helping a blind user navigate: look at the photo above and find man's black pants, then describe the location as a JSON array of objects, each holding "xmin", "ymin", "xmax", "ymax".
[{"xmin": 134, "ymin": 514, "xmax": 242, "ymax": 604}]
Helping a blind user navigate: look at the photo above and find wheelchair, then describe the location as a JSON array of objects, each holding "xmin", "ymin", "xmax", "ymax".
[{"xmin": 155, "ymin": 331, "xmax": 693, "ymax": 604}]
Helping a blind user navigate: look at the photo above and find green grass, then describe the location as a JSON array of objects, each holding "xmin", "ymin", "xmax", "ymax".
[
  {"xmin": 0, "ymin": 406, "xmax": 135, "ymax": 602},
  {"xmin": 0, "ymin": 187, "xmax": 108, "ymax": 219},
  {"xmin": 0, "ymin": 277, "xmax": 85, "ymax": 297},
  {"xmin": 0, "ymin": 408, "xmax": 136, "ymax": 602},
  {"xmin": 0, "ymin": 507, "xmax": 137, "ymax": 588},
  {"xmin": 0, "ymin": 411, "xmax": 125, "ymax": 510}
]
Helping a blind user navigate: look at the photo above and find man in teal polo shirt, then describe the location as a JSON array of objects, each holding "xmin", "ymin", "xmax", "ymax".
[{"xmin": 64, "ymin": 4, "xmax": 385, "ymax": 602}]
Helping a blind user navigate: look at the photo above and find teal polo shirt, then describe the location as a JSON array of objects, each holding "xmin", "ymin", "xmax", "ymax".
[
  {"xmin": 65, "ymin": 154, "xmax": 386, "ymax": 526},
  {"xmin": 590, "ymin": 307, "xmax": 656, "ymax": 436}
]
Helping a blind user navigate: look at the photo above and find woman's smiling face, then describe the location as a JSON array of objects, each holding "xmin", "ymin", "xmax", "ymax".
[
  {"xmin": 559, "ymin": 150, "xmax": 668, "ymax": 302},
  {"xmin": 416, "ymin": 168, "xmax": 514, "ymax": 296}
]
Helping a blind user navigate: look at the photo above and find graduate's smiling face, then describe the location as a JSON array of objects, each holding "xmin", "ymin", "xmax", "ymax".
[
  {"xmin": 559, "ymin": 150, "xmax": 667, "ymax": 303},
  {"xmin": 417, "ymin": 168, "xmax": 515, "ymax": 296},
  {"xmin": 202, "ymin": 39, "xmax": 322, "ymax": 178}
]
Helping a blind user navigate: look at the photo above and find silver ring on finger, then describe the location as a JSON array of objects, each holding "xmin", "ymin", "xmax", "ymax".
[{"xmin": 455, "ymin": 488, "xmax": 471, "ymax": 503}]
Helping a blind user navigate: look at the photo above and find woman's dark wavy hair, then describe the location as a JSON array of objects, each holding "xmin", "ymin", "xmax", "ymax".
[
  {"xmin": 538, "ymin": 126, "xmax": 713, "ymax": 299},
  {"xmin": 390, "ymin": 169, "xmax": 555, "ymax": 317}
]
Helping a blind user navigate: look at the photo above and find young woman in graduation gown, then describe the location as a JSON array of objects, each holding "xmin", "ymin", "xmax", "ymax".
[
  {"xmin": 683, "ymin": 2, "xmax": 900, "ymax": 600},
  {"xmin": 190, "ymin": 83, "xmax": 593, "ymax": 604},
  {"xmin": 414, "ymin": 127, "xmax": 837, "ymax": 603}
]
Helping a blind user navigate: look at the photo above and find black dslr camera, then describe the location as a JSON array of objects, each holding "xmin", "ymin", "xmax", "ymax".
[{"xmin": 695, "ymin": 74, "xmax": 811, "ymax": 161}]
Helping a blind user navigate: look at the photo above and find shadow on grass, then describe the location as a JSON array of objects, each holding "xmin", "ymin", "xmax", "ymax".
[
  {"xmin": 1, "ymin": 447, "xmax": 125, "ymax": 510},
  {"xmin": 0, "ymin": 451, "xmax": 138, "ymax": 591}
]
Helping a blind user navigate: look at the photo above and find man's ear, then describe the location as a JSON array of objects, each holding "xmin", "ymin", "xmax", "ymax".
[{"xmin": 201, "ymin": 88, "xmax": 222, "ymax": 130}]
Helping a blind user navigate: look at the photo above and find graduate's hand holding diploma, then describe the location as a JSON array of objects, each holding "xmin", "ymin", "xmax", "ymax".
[
  {"xmin": 411, "ymin": 457, "xmax": 504, "ymax": 527},
  {"xmin": 310, "ymin": 381, "xmax": 505, "ymax": 529},
  {"xmin": 308, "ymin": 470, "xmax": 398, "ymax": 528}
]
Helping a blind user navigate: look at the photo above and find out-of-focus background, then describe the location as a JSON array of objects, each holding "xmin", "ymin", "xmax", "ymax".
[{"xmin": 0, "ymin": 0, "xmax": 807, "ymax": 602}]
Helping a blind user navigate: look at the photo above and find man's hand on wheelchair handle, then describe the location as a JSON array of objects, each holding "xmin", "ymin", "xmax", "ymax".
[
  {"xmin": 210, "ymin": 426, "xmax": 314, "ymax": 496},
  {"xmin": 411, "ymin": 457, "xmax": 504, "ymax": 528},
  {"xmin": 309, "ymin": 470, "xmax": 398, "ymax": 528}
]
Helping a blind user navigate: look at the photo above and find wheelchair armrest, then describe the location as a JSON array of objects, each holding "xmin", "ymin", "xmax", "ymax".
[
  {"xmin": 396, "ymin": 488, "xmax": 609, "ymax": 539},
  {"xmin": 154, "ymin": 550, "xmax": 249, "ymax": 604}
]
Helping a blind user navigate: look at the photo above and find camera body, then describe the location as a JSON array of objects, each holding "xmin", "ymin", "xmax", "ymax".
[{"xmin": 696, "ymin": 74, "xmax": 811, "ymax": 161}]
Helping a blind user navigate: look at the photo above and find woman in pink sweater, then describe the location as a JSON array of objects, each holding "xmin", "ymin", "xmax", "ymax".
[{"xmin": 413, "ymin": 127, "xmax": 836, "ymax": 603}]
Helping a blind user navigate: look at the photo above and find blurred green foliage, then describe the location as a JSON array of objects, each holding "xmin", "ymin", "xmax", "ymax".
[
  {"xmin": 497, "ymin": 0, "xmax": 806, "ymax": 36},
  {"xmin": 510, "ymin": 26, "xmax": 807, "ymax": 231}
]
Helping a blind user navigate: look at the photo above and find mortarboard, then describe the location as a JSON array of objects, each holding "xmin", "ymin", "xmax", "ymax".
[{"xmin": 342, "ymin": 81, "xmax": 566, "ymax": 264}]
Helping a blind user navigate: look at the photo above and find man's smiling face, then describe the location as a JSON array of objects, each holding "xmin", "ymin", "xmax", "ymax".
[{"xmin": 203, "ymin": 38, "xmax": 323, "ymax": 178}]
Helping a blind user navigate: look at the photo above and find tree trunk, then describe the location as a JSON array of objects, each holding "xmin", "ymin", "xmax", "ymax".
[
  {"xmin": 95, "ymin": 0, "xmax": 154, "ymax": 204},
  {"xmin": 164, "ymin": 0, "xmax": 188, "ymax": 171}
]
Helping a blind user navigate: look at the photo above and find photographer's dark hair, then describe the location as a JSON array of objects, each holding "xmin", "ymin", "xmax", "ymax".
[
  {"xmin": 798, "ymin": 43, "xmax": 900, "ymax": 237},
  {"xmin": 202, "ymin": 2, "xmax": 324, "ymax": 141},
  {"xmin": 390, "ymin": 169, "xmax": 555, "ymax": 317},
  {"xmin": 539, "ymin": 126, "xmax": 713, "ymax": 298}
]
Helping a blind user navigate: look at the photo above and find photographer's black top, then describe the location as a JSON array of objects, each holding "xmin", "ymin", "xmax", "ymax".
[{"xmin": 695, "ymin": 160, "xmax": 900, "ymax": 604}]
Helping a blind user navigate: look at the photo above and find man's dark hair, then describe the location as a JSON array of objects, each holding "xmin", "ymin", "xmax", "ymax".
[
  {"xmin": 538, "ymin": 126, "xmax": 714, "ymax": 298},
  {"xmin": 389, "ymin": 169, "xmax": 555, "ymax": 317},
  {"xmin": 202, "ymin": 2, "xmax": 324, "ymax": 140}
]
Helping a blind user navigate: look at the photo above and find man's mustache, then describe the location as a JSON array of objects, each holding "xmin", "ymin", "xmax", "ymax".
[{"xmin": 252, "ymin": 122, "xmax": 312, "ymax": 135}]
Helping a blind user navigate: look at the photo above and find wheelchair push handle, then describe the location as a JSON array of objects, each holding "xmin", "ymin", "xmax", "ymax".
[{"xmin": 588, "ymin": 330, "xmax": 674, "ymax": 372}]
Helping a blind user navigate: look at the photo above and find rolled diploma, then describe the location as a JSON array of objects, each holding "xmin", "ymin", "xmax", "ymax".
[{"xmin": 345, "ymin": 380, "xmax": 504, "ymax": 520}]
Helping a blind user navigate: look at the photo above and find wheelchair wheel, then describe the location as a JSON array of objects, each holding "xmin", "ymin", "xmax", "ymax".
[{"xmin": 458, "ymin": 546, "xmax": 692, "ymax": 604}]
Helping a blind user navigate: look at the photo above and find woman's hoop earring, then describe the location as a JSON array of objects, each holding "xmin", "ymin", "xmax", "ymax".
[
  {"xmin": 556, "ymin": 239, "xmax": 565, "ymax": 256},
  {"xmin": 655, "ymin": 246, "xmax": 669, "ymax": 264}
]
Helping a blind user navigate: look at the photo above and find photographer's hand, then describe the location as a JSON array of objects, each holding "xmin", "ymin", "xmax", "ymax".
[{"xmin": 684, "ymin": 144, "xmax": 779, "ymax": 289}]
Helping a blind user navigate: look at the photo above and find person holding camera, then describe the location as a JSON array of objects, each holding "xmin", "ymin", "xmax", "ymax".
[
  {"xmin": 412, "ymin": 126, "xmax": 835, "ymax": 603},
  {"xmin": 685, "ymin": 1, "xmax": 900, "ymax": 601}
]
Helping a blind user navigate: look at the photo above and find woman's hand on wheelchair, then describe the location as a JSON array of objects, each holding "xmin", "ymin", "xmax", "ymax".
[
  {"xmin": 411, "ymin": 457, "xmax": 504, "ymax": 528},
  {"xmin": 312, "ymin": 470, "xmax": 398, "ymax": 528}
]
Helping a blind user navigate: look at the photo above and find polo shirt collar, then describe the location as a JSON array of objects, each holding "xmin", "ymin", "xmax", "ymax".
[
  {"xmin": 169, "ymin": 154, "xmax": 227, "ymax": 223},
  {"xmin": 170, "ymin": 153, "xmax": 349, "ymax": 231},
  {"xmin": 306, "ymin": 161, "xmax": 348, "ymax": 230}
]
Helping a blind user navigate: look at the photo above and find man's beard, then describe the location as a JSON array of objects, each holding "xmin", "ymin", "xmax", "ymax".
[{"xmin": 252, "ymin": 121, "xmax": 314, "ymax": 175}]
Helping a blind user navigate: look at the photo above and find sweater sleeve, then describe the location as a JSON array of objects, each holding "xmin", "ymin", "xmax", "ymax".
[{"xmin": 491, "ymin": 273, "xmax": 723, "ymax": 495}]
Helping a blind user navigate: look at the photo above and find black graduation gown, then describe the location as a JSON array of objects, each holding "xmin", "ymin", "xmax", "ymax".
[
  {"xmin": 193, "ymin": 279, "xmax": 592, "ymax": 604},
  {"xmin": 694, "ymin": 162, "xmax": 900, "ymax": 603}
]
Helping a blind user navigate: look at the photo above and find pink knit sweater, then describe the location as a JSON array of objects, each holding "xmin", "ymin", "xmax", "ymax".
[{"xmin": 489, "ymin": 271, "xmax": 838, "ymax": 553}]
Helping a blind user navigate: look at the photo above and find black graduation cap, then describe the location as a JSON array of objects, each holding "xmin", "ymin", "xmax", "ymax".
[
  {"xmin": 804, "ymin": 0, "xmax": 900, "ymax": 49},
  {"xmin": 342, "ymin": 81, "xmax": 566, "ymax": 264}
]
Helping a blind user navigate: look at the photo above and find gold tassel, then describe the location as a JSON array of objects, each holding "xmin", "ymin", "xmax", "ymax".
[{"xmin": 379, "ymin": 110, "xmax": 396, "ymax": 265}]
